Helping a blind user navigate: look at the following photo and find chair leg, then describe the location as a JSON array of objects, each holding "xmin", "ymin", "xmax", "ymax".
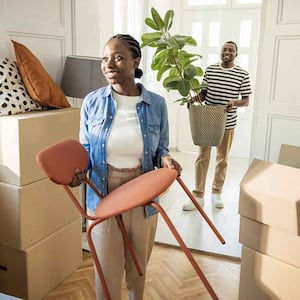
[
  {"xmin": 176, "ymin": 177, "xmax": 225, "ymax": 244},
  {"xmin": 86, "ymin": 219, "xmax": 112, "ymax": 300},
  {"xmin": 115, "ymin": 215, "xmax": 143, "ymax": 276},
  {"xmin": 151, "ymin": 202, "xmax": 219, "ymax": 300}
]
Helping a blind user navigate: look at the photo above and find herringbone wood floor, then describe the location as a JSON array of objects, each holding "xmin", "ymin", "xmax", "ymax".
[{"xmin": 43, "ymin": 243, "xmax": 240, "ymax": 300}]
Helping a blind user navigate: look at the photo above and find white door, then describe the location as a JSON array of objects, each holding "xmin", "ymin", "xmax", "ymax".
[
  {"xmin": 250, "ymin": 0, "xmax": 300, "ymax": 162},
  {"xmin": 177, "ymin": 3, "xmax": 261, "ymax": 158}
]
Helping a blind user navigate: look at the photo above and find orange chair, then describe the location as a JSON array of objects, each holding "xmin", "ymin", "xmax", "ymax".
[{"xmin": 36, "ymin": 139, "xmax": 222, "ymax": 300}]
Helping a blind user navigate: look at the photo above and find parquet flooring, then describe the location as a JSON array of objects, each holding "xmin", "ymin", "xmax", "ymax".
[
  {"xmin": 43, "ymin": 243, "xmax": 240, "ymax": 300},
  {"xmin": 44, "ymin": 151, "xmax": 245, "ymax": 299}
]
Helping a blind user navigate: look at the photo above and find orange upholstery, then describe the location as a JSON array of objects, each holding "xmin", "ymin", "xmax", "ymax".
[
  {"xmin": 12, "ymin": 40, "xmax": 70, "ymax": 108},
  {"xmin": 36, "ymin": 139, "xmax": 221, "ymax": 300},
  {"xmin": 37, "ymin": 139, "xmax": 88, "ymax": 185},
  {"xmin": 95, "ymin": 168, "xmax": 176, "ymax": 219}
]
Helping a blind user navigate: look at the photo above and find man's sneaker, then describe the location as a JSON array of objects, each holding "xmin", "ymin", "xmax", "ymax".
[
  {"xmin": 211, "ymin": 193, "xmax": 224, "ymax": 209},
  {"xmin": 182, "ymin": 197, "xmax": 204, "ymax": 211}
]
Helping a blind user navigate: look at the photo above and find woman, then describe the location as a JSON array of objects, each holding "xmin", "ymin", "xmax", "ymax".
[{"xmin": 73, "ymin": 34, "xmax": 182, "ymax": 299}]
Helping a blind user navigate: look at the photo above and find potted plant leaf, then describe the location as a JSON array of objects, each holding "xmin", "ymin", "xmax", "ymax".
[{"xmin": 141, "ymin": 7, "xmax": 226, "ymax": 146}]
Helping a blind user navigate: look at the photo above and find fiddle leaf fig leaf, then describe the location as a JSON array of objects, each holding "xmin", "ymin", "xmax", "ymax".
[
  {"xmin": 163, "ymin": 76, "xmax": 181, "ymax": 91},
  {"xmin": 165, "ymin": 37, "xmax": 179, "ymax": 49},
  {"xmin": 141, "ymin": 32, "xmax": 162, "ymax": 48},
  {"xmin": 177, "ymin": 79, "xmax": 191, "ymax": 97},
  {"xmin": 145, "ymin": 18, "xmax": 160, "ymax": 31},
  {"xmin": 184, "ymin": 36, "xmax": 197, "ymax": 46},
  {"xmin": 169, "ymin": 67, "xmax": 181, "ymax": 77},
  {"xmin": 164, "ymin": 10, "xmax": 174, "ymax": 31},
  {"xmin": 190, "ymin": 78, "xmax": 201, "ymax": 89},
  {"xmin": 141, "ymin": 32, "xmax": 162, "ymax": 41},
  {"xmin": 196, "ymin": 66, "xmax": 204, "ymax": 77},
  {"xmin": 184, "ymin": 65, "xmax": 198, "ymax": 80},
  {"xmin": 151, "ymin": 7, "xmax": 165, "ymax": 30},
  {"xmin": 143, "ymin": 7, "xmax": 205, "ymax": 106},
  {"xmin": 152, "ymin": 49, "xmax": 172, "ymax": 71},
  {"xmin": 157, "ymin": 65, "xmax": 172, "ymax": 81},
  {"xmin": 174, "ymin": 97, "xmax": 189, "ymax": 105}
]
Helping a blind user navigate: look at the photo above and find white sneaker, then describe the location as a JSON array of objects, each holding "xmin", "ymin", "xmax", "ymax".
[
  {"xmin": 211, "ymin": 193, "xmax": 224, "ymax": 209},
  {"xmin": 182, "ymin": 197, "xmax": 204, "ymax": 211}
]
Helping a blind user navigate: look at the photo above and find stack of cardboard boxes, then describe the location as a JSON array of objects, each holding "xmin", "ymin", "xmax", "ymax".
[
  {"xmin": 0, "ymin": 108, "xmax": 82, "ymax": 300},
  {"xmin": 238, "ymin": 146, "xmax": 300, "ymax": 299}
]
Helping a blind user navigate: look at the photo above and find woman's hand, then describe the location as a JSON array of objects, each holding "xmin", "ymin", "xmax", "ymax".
[
  {"xmin": 162, "ymin": 155, "xmax": 182, "ymax": 176},
  {"xmin": 69, "ymin": 169, "xmax": 86, "ymax": 187}
]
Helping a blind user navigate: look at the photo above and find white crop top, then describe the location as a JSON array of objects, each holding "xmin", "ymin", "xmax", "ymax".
[{"xmin": 106, "ymin": 90, "xmax": 143, "ymax": 168}]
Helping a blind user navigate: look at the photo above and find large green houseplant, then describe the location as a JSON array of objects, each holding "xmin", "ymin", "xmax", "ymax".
[{"xmin": 141, "ymin": 7, "xmax": 226, "ymax": 146}]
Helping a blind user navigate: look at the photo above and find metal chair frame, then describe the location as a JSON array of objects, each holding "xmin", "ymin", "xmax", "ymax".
[{"xmin": 36, "ymin": 139, "xmax": 225, "ymax": 300}]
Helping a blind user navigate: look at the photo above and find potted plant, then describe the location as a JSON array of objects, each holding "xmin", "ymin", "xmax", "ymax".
[{"xmin": 141, "ymin": 7, "xmax": 226, "ymax": 146}]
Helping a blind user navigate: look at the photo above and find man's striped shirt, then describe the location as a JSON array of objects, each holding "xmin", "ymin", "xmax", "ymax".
[{"xmin": 202, "ymin": 63, "xmax": 252, "ymax": 129}]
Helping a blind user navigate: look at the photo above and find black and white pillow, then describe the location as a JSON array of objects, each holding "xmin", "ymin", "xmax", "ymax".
[{"xmin": 0, "ymin": 58, "xmax": 44, "ymax": 116}]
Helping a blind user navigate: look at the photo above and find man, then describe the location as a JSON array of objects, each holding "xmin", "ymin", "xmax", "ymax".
[{"xmin": 183, "ymin": 41, "xmax": 252, "ymax": 211}]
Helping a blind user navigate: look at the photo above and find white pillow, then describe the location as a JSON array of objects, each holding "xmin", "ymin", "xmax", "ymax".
[{"xmin": 0, "ymin": 58, "xmax": 44, "ymax": 116}]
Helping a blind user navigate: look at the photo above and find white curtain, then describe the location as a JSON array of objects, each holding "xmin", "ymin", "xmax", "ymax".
[{"xmin": 114, "ymin": 0, "xmax": 145, "ymax": 41}]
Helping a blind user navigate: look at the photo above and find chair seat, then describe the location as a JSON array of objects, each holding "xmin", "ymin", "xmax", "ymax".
[
  {"xmin": 37, "ymin": 139, "xmax": 220, "ymax": 299},
  {"xmin": 94, "ymin": 168, "xmax": 177, "ymax": 219}
]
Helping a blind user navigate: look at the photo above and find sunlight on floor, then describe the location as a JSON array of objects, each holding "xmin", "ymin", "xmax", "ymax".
[{"xmin": 155, "ymin": 151, "xmax": 250, "ymax": 259}]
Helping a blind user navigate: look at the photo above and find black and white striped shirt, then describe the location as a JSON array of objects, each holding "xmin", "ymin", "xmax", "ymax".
[{"xmin": 202, "ymin": 63, "xmax": 252, "ymax": 129}]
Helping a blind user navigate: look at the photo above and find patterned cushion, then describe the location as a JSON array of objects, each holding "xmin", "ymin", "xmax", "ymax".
[
  {"xmin": 12, "ymin": 40, "xmax": 70, "ymax": 108},
  {"xmin": 0, "ymin": 58, "xmax": 44, "ymax": 116}
]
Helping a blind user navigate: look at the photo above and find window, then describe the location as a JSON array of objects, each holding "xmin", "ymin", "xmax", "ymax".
[
  {"xmin": 188, "ymin": 0, "xmax": 226, "ymax": 5},
  {"xmin": 208, "ymin": 54, "xmax": 219, "ymax": 65},
  {"xmin": 209, "ymin": 22, "xmax": 221, "ymax": 47},
  {"xmin": 236, "ymin": 0, "xmax": 261, "ymax": 4},
  {"xmin": 237, "ymin": 54, "xmax": 249, "ymax": 71},
  {"xmin": 192, "ymin": 22, "xmax": 203, "ymax": 48},
  {"xmin": 186, "ymin": 0, "xmax": 262, "ymax": 7},
  {"xmin": 239, "ymin": 20, "xmax": 252, "ymax": 47}
]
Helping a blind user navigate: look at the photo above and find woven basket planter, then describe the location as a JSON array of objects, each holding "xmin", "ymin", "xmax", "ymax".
[{"xmin": 189, "ymin": 104, "xmax": 227, "ymax": 146}]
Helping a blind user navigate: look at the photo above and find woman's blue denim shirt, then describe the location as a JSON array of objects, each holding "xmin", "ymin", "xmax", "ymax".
[{"xmin": 79, "ymin": 83, "xmax": 170, "ymax": 217}]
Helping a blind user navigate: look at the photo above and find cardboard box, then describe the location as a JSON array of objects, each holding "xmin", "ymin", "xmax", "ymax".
[
  {"xmin": 239, "ymin": 246, "xmax": 300, "ymax": 300},
  {"xmin": 278, "ymin": 144, "xmax": 300, "ymax": 168},
  {"xmin": 239, "ymin": 216, "xmax": 300, "ymax": 268},
  {"xmin": 0, "ymin": 108, "xmax": 80, "ymax": 186},
  {"xmin": 0, "ymin": 218, "xmax": 82, "ymax": 300},
  {"xmin": 0, "ymin": 178, "xmax": 80, "ymax": 250},
  {"xmin": 239, "ymin": 159, "xmax": 300, "ymax": 235}
]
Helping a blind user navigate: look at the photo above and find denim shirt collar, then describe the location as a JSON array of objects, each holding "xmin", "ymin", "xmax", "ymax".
[{"xmin": 101, "ymin": 82, "xmax": 153, "ymax": 105}]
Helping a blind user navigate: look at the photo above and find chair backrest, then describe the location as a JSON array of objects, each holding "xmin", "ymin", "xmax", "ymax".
[{"xmin": 36, "ymin": 139, "xmax": 88, "ymax": 185}]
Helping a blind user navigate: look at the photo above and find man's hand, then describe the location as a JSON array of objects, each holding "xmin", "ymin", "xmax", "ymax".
[
  {"xmin": 226, "ymin": 100, "xmax": 235, "ymax": 111},
  {"xmin": 227, "ymin": 96, "xmax": 249, "ymax": 111}
]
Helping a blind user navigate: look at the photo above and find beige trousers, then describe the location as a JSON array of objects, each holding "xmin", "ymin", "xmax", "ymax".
[
  {"xmin": 88, "ymin": 165, "xmax": 158, "ymax": 300},
  {"xmin": 194, "ymin": 129, "xmax": 234, "ymax": 197}
]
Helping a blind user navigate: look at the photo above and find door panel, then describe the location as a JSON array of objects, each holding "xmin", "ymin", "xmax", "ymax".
[
  {"xmin": 178, "ymin": 7, "xmax": 261, "ymax": 158},
  {"xmin": 250, "ymin": 0, "xmax": 300, "ymax": 162}
]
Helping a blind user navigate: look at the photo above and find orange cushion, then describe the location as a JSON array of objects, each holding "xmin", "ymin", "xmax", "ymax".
[{"xmin": 12, "ymin": 40, "xmax": 70, "ymax": 108}]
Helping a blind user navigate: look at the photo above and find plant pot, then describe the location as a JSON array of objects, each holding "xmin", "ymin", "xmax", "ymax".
[{"xmin": 189, "ymin": 104, "xmax": 226, "ymax": 147}]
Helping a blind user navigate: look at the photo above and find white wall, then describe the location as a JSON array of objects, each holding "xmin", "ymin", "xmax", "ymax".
[
  {"xmin": 73, "ymin": 0, "xmax": 113, "ymax": 57},
  {"xmin": 0, "ymin": 0, "xmax": 72, "ymax": 84}
]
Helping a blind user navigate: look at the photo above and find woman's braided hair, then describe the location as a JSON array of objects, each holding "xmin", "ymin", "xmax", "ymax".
[{"xmin": 110, "ymin": 34, "xmax": 143, "ymax": 79}]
